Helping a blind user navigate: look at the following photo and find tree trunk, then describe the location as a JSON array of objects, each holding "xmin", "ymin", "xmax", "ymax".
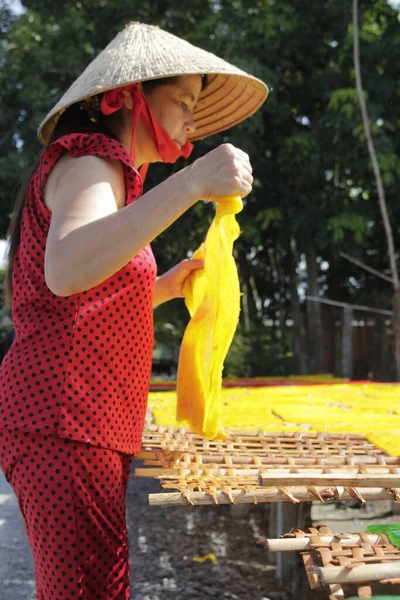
[
  {"xmin": 392, "ymin": 291, "xmax": 400, "ymax": 380},
  {"xmin": 235, "ymin": 250, "xmax": 257, "ymax": 332},
  {"xmin": 353, "ymin": 0, "xmax": 400, "ymax": 379},
  {"xmin": 288, "ymin": 240, "xmax": 307, "ymax": 374},
  {"xmin": 341, "ymin": 306, "xmax": 353, "ymax": 379},
  {"xmin": 306, "ymin": 245, "xmax": 324, "ymax": 373},
  {"xmin": 240, "ymin": 277, "xmax": 251, "ymax": 332}
]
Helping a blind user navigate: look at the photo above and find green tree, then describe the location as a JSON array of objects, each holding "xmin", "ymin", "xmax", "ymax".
[{"xmin": 1, "ymin": 0, "xmax": 399, "ymax": 377}]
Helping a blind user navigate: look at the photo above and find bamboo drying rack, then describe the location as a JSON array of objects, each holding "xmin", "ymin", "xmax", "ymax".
[
  {"xmin": 134, "ymin": 426, "xmax": 400, "ymax": 507},
  {"xmin": 266, "ymin": 524, "xmax": 400, "ymax": 599}
]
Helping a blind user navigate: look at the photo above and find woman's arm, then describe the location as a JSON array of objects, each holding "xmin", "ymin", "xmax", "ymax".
[
  {"xmin": 44, "ymin": 144, "xmax": 252, "ymax": 297},
  {"xmin": 44, "ymin": 155, "xmax": 198, "ymax": 296}
]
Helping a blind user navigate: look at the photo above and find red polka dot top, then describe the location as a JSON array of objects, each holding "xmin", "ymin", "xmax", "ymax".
[{"xmin": 0, "ymin": 133, "xmax": 157, "ymax": 454}]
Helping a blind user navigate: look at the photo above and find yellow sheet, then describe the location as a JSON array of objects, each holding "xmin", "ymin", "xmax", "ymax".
[
  {"xmin": 176, "ymin": 196, "xmax": 243, "ymax": 440},
  {"xmin": 149, "ymin": 382, "xmax": 400, "ymax": 456}
]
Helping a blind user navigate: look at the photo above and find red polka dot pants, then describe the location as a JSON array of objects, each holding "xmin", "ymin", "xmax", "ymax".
[{"xmin": 0, "ymin": 429, "xmax": 133, "ymax": 599}]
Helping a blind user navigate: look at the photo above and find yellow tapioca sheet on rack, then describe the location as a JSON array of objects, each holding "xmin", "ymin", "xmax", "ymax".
[
  {"xmin": 148, "ymin": 382, "xmax": 400, "ymax": 456},
  {"xmin": 176, "ymin": 196, "xmax": 243, "ymax": 441}
]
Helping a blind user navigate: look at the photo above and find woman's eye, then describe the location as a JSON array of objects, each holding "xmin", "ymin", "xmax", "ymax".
[{"xmin": 180, "ymin": 101, "xmax": 188, "ymax": 110}]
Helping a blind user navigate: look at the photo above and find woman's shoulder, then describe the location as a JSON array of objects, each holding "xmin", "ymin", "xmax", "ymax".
[
  {"xmin": 47, "ymin": 132, "xmax": 134, "ymax": 187},
  {"xmin": 42, "ymin": 132, "xmax": 142, "ymax": 212},
  {"xmin": 44, "ymin": 150, "xmax": 125, "ymax": 212},
  {"xmin": 47, "ymin": 150, "xmax": 125, "ymax": 183}
]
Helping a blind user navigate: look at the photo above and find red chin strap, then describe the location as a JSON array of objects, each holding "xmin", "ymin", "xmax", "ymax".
[{"xmin": 100, "ymin": 84, "xmax": 193, "ymax": 181}]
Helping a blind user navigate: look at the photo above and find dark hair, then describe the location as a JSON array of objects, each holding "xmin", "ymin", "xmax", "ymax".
[{"xmin": 4, "ymin": 74, "xmax": 209, "ymax": 305}]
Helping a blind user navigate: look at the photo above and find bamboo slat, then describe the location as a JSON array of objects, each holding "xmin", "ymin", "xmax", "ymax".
[
  {"xmin": 267, "ymin": 524, "xmax": 400, "ymax": 599},
  {"xmin": 136, "ymin": 426, "xmax": 400, "ymax": 507},
  {"xmin": 266, "ymin": 534, "xmax": 384, "ymax": 552},
  {"xmin": 148, "ymin": 486, "xmax": 399, "ymax": 507},
  {"xmin": 259, "ymin": 473, "xmax": 400, "ymax": 488},
  {"xmin": 320, "ymin": 563, "xmax": 400, "ymax": 585},
  {"xmin": 143, "ymin": 478, "xmax": 400, "ymax": 505}
]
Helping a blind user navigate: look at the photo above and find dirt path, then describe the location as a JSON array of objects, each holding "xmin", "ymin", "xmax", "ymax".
[
  {"xmin": 4, "ymin": 460, "xmax": 399, "ymax": 599},
  {"xmin": 128, "ymin": 469, "xmax": 291, "ymax": 600}
]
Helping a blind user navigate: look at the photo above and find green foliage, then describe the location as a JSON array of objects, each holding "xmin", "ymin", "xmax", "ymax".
[
  {"xmin": 256, "ymin": 207, "xmax": 282, "ymax": 230},
  {"xmin": 329, "ymin": 213, "xmax": 368, "ymax": 243},
  {"xmin": 1, "ymin": 0, "xmax": 399, "ymax": 376},
  {"xmin": 377, "ymin": 151, "xmax": 400, "ymax": 187},
  {"xmin": 224, "ymin": 323, "xmax": 292, "ymax": 378},
  {"xmin": 329, "ymin": 87, "xmax": 363, "ymax": 119},
  {"xmin": 153, "ymin": 298, "xmax": 188, "ymax": 351}
]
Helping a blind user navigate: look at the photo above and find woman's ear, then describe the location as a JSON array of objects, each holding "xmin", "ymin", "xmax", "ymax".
[{"xmin": 122, "ymin": 90, "xmax": 133, "ymax": 109}]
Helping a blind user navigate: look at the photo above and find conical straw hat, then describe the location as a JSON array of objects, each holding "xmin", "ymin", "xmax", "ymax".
[{"xmin": 38, "ymin": 22, "xmax": 268, "ymax": 145}]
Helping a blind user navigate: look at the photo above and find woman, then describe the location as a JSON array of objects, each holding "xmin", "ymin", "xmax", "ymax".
[{"xmin": 0, "ymin": 21, "xmax": 267, "ymax": 599}]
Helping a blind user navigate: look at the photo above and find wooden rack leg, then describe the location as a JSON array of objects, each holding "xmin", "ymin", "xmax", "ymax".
[
  {"xmin": 268, "ymin": 502, "xmax": 312, "ymax": 600},
  {"xmin": 329, "ymin": 583, "xmax": 345, "ymax": 599}
]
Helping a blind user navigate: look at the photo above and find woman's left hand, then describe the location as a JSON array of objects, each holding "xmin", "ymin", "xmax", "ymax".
[{"xmin": 153, "ymin": 258, "xmax": 204, "ymax": 307}]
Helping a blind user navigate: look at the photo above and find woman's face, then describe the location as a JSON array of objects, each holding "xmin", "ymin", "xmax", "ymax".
[{"xmin": 140, "ymin": 75, "xmax": 203, "ymax": 161}]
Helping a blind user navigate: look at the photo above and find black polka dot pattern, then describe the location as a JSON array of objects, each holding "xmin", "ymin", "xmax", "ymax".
[
  {"xmin": 0, "ymin": 133, "xmax": 157, "ymax": 454},
  {"xmin": 0, "ymin": 429, "xmax": 133, "ymax": 599}
]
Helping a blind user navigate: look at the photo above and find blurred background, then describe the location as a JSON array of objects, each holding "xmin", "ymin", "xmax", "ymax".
[{"xmin": 1, "ymin": 0, "xmax": 400, "ymax": 381}]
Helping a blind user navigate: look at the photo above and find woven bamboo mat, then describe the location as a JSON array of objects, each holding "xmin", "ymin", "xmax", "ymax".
[
  {"xmin": 266, "ymin": 524, "xmax": 400, "ymax": 599},
  {"xmin": 134, "ymin": 426, "xmax": 400, "ymax": 507}
]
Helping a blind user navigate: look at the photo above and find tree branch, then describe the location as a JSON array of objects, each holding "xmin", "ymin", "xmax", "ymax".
[
  {"xmin": 339, "ymin": 251, "xmax": 394, "ymax": 284},
  {"xmin": 353, "ymin": 0, "xmax": 399, "ymax": 289}
]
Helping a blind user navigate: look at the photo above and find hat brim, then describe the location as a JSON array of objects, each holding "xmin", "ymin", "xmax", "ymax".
[{"xmin": 38, "ymin": 23, "xmax": 268, "ymax": 145}]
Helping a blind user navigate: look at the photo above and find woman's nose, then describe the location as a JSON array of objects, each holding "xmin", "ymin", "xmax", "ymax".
[{"xmin": 185, "ymin": 114, "xmax": 196, "ymax": 134}]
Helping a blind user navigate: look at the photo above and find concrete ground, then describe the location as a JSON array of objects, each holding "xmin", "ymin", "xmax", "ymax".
[{"xmin": 0, "ymin": 472, "xmax": 36, "ymax": 599}]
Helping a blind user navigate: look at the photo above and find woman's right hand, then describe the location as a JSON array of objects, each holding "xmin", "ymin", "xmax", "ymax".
[{"xmin": 188, "ymin": 143, "xmax": 253, "ymax": 201}]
